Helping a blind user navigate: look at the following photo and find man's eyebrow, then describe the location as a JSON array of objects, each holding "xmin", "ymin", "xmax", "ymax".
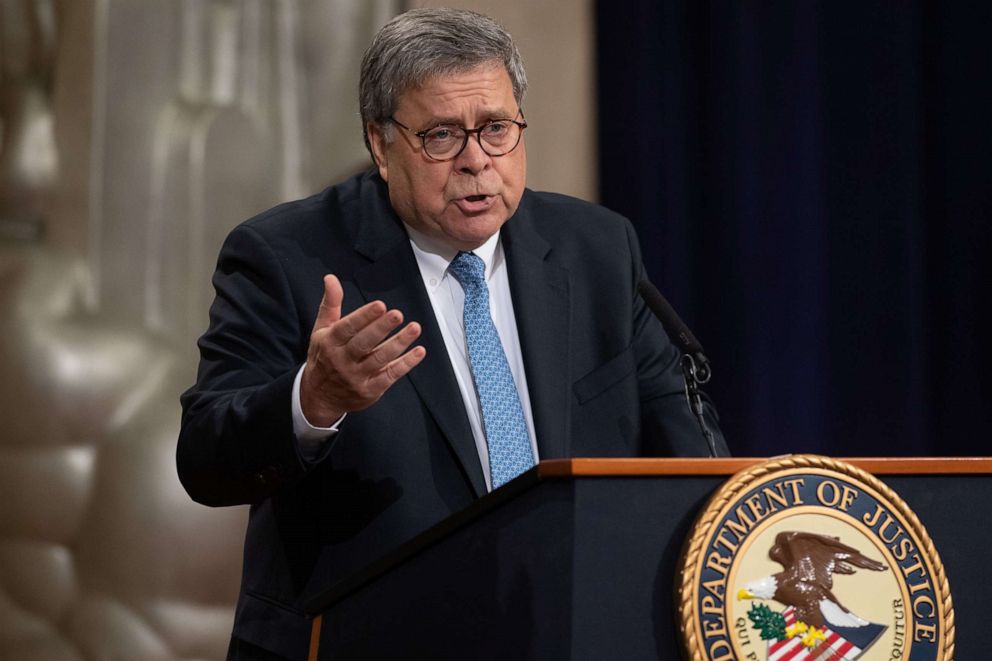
[{"xmin": 423, "ymin": 109, "xmax": 517, "ymax": 127}]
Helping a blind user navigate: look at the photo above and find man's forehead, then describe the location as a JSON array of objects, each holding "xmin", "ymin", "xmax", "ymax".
[
  {"xmin": 397, "ymin": 64, "xmax": 517, "ymax": 120},
  {"xmin": 416, "ymin": 61, "xmax": 509, "ymax": 90}
]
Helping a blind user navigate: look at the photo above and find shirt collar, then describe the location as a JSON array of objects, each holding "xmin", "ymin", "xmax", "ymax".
[{"xmin": 404, "ymin": 224, "xmax": 502, "ymax": 289}]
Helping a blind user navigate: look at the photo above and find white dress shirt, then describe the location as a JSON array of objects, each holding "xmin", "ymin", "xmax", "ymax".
[{"xmin": 291, "ymin": 225, "xmax": 539, "ymax": 492}]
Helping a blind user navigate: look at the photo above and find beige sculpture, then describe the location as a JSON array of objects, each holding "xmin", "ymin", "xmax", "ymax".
[{"xmin": 0, "ymin": 1, "xmax": 396, "ymax": 658}]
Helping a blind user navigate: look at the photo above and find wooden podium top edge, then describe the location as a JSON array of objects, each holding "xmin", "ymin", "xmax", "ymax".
[{"xmin": 537, "ymin": 457, "xmax": 992, "ymax": 477}]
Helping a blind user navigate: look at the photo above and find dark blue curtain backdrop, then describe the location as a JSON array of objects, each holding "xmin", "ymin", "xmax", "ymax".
[{"xmin": 596, "ymin": 2, "xmax": 991, "ymax": 457}]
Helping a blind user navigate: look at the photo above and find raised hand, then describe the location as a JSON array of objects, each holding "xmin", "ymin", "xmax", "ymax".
[{"xmin": 300, "ymin": 275, "xmax": 426, "ymax": 426}]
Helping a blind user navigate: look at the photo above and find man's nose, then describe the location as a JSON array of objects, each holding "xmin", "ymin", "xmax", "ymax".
[{"xmin": 455, "ymin": 134, "xmax": 491, "ymax": 174}]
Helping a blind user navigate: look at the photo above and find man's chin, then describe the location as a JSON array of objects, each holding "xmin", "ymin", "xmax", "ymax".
[
  {"xmin": 439, "ymin": 205, "xmax": 510, "ymax": 247},
  {"xmin": 445, "ymin": 220, "xmax": 507, "ymax": 251}
]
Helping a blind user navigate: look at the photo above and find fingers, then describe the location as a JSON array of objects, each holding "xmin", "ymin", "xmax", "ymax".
[
  {"xmin": 331, "ymin": 302, "xmax": 395, "ymax": 351},
  {"xmin": 303, "ymin": 274, "xmax": 426, "ymax": 422},
  {"xmin": 369, "ymin": 342, "xmax": 426, "ymax": 392},
  {"xmin": 313, "ymin": 274, "xmax": 344, "ymax": 331},
  {"xmin": 364, "ymin": 321, "xmax": 423, "ymax": 368},
  {"xmin": 310, "ymin": 275, "xmax": 411, "ymax": 355}
]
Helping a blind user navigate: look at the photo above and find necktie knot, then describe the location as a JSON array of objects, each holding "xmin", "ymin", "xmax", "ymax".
[{"xmin": 448, "ymin": 251, "xmax": 486, "ymax": 289}]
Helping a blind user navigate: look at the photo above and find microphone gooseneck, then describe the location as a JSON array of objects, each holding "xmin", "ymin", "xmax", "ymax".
[{"xmin": 637, "ymin": 279, "xmax": 719, "ymax": 457}]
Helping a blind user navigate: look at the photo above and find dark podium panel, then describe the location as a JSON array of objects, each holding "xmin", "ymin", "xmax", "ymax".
[{"xmin": 305, "ymin": 458, "xmax": 991, "ymax": 660}]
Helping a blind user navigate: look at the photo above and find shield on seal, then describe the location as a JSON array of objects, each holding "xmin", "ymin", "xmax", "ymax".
[{"xmin": 763, "ymin": 606, "xmax": 887, "ymax": 660}]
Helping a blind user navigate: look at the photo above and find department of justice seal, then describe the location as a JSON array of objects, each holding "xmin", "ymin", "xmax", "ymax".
[{"xmin": 677, "ymin": 455, "xmax": 954, "ymax": 661}]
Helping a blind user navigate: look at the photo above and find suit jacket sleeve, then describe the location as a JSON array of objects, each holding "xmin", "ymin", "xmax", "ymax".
[{"xmin": 178, "ymin": 223, "xmax": 311, "ymax": 506}]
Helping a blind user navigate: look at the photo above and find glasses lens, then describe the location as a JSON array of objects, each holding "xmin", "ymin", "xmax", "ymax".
[
  {"xmin": 423, "ymin": 126, "xmax": 466, "ymax": 160},
  {"xmin": 479, "ymin": 121, "xmax": 519, "ymax": 153}
]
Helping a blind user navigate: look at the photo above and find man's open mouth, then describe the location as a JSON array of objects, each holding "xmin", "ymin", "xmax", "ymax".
[{"xmin": 455, "ymin": 195, "xmax": 495, "ymax": 213}]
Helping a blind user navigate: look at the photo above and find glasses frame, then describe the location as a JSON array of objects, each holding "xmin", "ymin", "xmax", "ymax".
[{"xmin": 389, "ymin": 111, "xmax": 528, "ymax": 162}]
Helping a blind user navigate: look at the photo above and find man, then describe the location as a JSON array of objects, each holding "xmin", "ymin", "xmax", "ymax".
[{"xmin": 179, "ymin": 8, "xmax": 727, "ymax": 659}]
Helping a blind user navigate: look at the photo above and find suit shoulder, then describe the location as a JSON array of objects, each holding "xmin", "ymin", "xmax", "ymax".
[
  {"xmin": 522, "ymin": 189, "xmax": 631, "ymax": 231},
  {"xmin": 519, "ymin": 189, "xmax": 635, "ymax": 252},
  {"xmin": 236, "ymin": 171, "xmax": 368, "ymax": 241}
]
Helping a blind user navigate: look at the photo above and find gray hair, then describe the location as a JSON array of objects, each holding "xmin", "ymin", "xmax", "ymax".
[{"xmin": 359, "ymin": 7, "xmax": 528, "ymax": 156}]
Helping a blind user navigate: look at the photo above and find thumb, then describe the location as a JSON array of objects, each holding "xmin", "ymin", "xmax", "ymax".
[{"xmin": 313, "ymin": 274, "xmax": 343, "ymax": 330}]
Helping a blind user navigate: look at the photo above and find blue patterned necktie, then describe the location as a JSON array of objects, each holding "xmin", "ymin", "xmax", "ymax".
[{"xmin": 448, "ymin": 251, "xmax": 535, "ymax": 488}]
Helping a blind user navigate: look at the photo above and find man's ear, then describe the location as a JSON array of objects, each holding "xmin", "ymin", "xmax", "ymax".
[{"xmin": 367, "ymin": 123, "xmax": 389, "ymax": 181}]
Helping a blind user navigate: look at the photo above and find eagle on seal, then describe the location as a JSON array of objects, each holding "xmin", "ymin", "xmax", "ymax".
[{"xmin": 737, "ymin": 531, "xmax": 887, "ymax": 629}]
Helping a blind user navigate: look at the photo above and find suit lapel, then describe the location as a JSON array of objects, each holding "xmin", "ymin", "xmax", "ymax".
[
  {"xmin": 352, "ymin": 176, "xmax": 486, "ymax": 497},
  {"xmin": 502, "ymin": 197, "xmax": 572, "ymax": 460}
]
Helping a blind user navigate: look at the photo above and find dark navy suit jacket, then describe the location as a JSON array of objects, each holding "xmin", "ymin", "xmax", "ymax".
[{"xmin": 178, "ymin": 170, "xmax": 727, "ymax": 658}]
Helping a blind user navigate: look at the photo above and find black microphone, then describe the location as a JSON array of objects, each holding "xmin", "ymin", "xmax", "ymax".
[
  {"xmin": 637, "ymin": 279, "xmax": 710, "ymax": 378},
  {"xmin": 637, "ymin": 279, "xmax": 719, "ymax": 457}
]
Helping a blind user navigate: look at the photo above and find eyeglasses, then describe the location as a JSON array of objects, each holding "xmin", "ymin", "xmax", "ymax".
[{"xmin": 389, "ymin": 111, "xmax": 527, "ymax": 162}]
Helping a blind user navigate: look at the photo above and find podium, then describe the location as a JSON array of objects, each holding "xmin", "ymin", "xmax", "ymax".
[{"xmin": 305, "ymin": 458, "xmax": 990, "ymax": 660}]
